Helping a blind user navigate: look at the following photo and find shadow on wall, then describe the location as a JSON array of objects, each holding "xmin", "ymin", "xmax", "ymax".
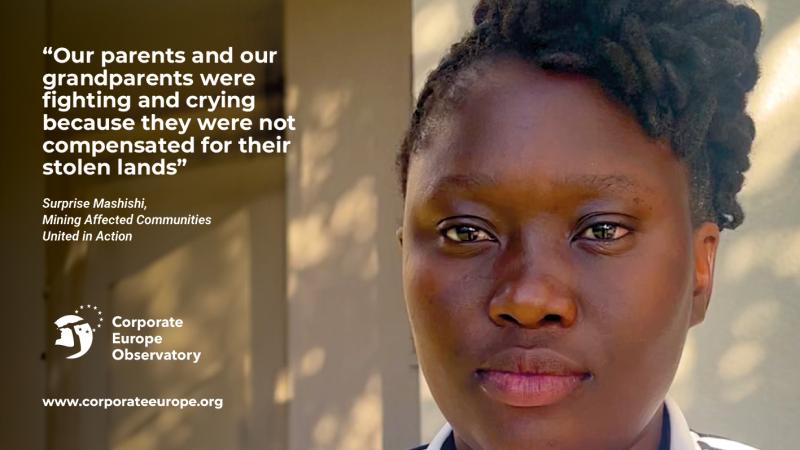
[{"xmin": 283, "ymin": 1, "xmax": 413, "ymax": 449}]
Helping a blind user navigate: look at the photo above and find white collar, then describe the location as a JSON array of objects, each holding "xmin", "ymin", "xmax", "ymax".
[
  {"xmin": 664, "ymin": 397, "xmax": 702, "ymax": 450},
  {"xmin": 426, "ymin": 397, "xmax": 700, "ymax": 450},
  {"xmin": 427, "ymin": 421, "xmax": 454, "ymax": 450}
]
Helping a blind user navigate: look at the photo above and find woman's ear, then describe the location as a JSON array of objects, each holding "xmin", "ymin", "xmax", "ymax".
[
  {"xmin": 396, "ymin": 226, "xmax": 404, "ymax": 247},
  {"xmin": 690, "ymin": 221, "xmax": 721, "ymax": 327}
]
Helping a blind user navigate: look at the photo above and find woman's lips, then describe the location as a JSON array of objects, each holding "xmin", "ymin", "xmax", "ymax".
[
  {"xmin": 476, "ymin": 348, "xmax": 590, "ymax": 407},
  {"xmin": 477, "ymin": 371, "xmax": 586, "ymax": 407}
]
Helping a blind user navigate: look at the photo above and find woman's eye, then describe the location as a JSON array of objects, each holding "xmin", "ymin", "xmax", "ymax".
[
  {"xmin": 579, "ymin": 223, "xmax": 630, "ymax": 241},
  {"xmin": 443, "ymin": 225, "xmax": 494, "ymax": 243}
]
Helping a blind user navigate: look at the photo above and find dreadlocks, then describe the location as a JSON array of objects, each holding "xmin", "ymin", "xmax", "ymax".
[{"xmin": 398, "ymin": 0, "xmax": 761, "ymax": 230}]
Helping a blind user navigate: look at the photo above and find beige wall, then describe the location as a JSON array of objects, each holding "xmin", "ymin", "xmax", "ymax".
[
  {"xmin": 284, "ymin": 1, "xmax": 418, "ymax": 449},
  {"xmin": 39, "ymin": 0, "xmax": 288, "ymax": 449},
  {"xmin": 31, "ymin": 0, "xmax": 420, "ymax": 448},
  {"xmin": 411, "ymin": 0, "xmax": 800, "ymax": 448}
]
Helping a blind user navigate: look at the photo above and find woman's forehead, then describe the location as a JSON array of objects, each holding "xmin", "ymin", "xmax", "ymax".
[
  {"xmin": 450, "ymin": 59, "xmax": 649, "ymax": 150},
  {"xmin": 407, "ymin": 59, "xmax": 688, "ymax": 205}
]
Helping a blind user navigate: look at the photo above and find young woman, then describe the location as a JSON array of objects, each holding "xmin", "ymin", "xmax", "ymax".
[{"xmin": 397, "ymin": 1, "xmax": 762, "ymax": 449}]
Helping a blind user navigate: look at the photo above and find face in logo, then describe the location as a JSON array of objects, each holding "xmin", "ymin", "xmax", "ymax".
[{"xmin": 54, "ymin": 314, "xmax": 95, "ymax": 359}]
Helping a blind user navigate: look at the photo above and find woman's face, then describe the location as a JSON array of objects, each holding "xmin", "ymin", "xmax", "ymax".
[{"xmin": 401, "ymin": 58, "xmax": 719, "ymax": 450}]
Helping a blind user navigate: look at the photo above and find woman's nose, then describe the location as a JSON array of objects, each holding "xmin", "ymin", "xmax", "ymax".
[{"xmin": 489, "ymin": 268, "xmax": 577, "ymax": 329}]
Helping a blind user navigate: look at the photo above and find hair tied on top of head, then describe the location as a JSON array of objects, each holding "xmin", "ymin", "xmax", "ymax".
[{"xmin": 399, "ymin": 0, "xmax": 764, "ymax": 231}]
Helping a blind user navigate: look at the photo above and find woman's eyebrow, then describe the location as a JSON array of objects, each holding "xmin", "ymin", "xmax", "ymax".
[
  {"xmin": 560, "ymin": 174, "xmax": 652, "ymax": 195},
  {"xmin": 421, "ymin": 173, "xmax": 500, "ymax": 196}
]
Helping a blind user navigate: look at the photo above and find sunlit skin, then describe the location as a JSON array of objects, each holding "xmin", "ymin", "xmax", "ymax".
[{"xmin": 400, "ymin": 57, "xmax": 720, "ymax": 450}]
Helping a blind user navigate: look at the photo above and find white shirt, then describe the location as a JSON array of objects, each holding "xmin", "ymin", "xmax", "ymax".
[{"xmin": 423, "ymin": 398, "xmax": 759, "ymax": 450}]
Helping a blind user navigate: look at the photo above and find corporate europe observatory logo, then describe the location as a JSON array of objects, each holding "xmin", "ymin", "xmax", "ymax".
[{"xmin": 54, "ymin": 304, "xmax": 103, "ymax": 359}]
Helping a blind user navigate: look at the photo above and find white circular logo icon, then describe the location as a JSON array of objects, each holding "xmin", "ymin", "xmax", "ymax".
[{"xmin": 54, "ymin": 304, "xmax": 103, "ymax": 359}]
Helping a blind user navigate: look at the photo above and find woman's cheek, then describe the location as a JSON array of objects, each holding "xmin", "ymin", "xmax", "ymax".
[
  {"xmin": 576, "ymin": 233, "xmax": 693, "ymax": 367},
  {"xmin": 632, "ymin": 227, "xmax": 695, "ymax": 329},
  {"xmin": 405, "ymin": 247, "xmax": 490, "ymax": 347}
]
